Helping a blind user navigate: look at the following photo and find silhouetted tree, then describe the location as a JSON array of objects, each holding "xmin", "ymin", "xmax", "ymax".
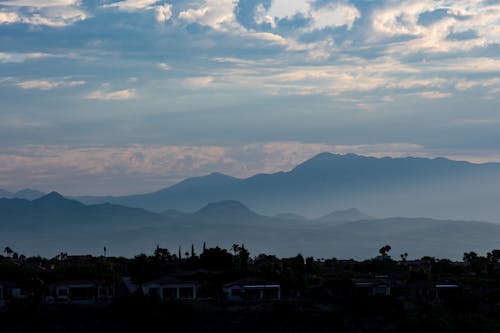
[
  {"xmin": 4, "ymin": 246, "xmax": 13, "ymax": 257},
  {"xmin": 379, "ymin": 245, "xmax": 392, "ymax": 259},
  {"xmin": 200, "ymin": 246, "xmax": 232, "ymax": 270}
]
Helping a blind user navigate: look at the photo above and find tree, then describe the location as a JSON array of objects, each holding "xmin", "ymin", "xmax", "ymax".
[
  {"xmin": 379, "ymin": 245, "xmax": 392, "ymax": 258},
  {"xmin": 232, "ymin": 244, "xmax": 241, "ymax": 256},
  {"xmin": 4, "ymin": 246, "xmax": 13, "ymax": 257}
]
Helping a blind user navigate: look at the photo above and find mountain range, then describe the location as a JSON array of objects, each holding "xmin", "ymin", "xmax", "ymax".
[
  {"xmin": 1, "ymin": 192, "xmax": 500, "ymax": 260},
  {"xmin": 74, "ymin": 153, "xmax": 500, "ymax": 222},
  {"xmin": 0, "ymin": 188, "xmax": 46, "ymax": 200}
]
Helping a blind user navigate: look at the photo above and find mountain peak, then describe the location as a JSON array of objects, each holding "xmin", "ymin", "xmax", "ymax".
[
  {"xmin": 164, "ymin": 172, "xmax": 239, "ymax": 193},
  {"xmin": 33, "ymin": 192, "xmax": 84, "ymax": 209},
  {"xmin": 40, "ymin": 191, "xmax": 65, "ymax": 200},
  {"xmin": 194, "ymin": 200, "xmax": 258, "ymax": 219},
  {"xmin": 292, "ymin": 152, "xmax": 368, "ymax": 172},
  {"xmin": 316, "ymin": 208, "xmax": 372, "ymax": 224}
]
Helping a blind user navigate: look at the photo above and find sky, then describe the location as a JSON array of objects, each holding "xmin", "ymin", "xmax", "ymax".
[{"xmin": 0, "ymin": 0, "xmax": 499, "ymax": 195}]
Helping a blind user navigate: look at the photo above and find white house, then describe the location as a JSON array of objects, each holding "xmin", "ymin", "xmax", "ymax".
[
  {"xmin": 48, "ymin": 280, "xmax": 115, "ymax": 304},
  {"xmin": 223, "ymin": 280, "xmax": 281, "ymax": 301},
  {"xmin": 142, "ymin": 276, "xmax": 197, "ymax": 300}
]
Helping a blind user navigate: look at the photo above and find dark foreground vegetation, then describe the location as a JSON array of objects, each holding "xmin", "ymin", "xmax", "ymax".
[{"xmin": 2, "ymin": 244, "xmax": 500, "ymax": 332}]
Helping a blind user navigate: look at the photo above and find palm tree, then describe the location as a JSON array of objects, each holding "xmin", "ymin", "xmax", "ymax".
[
  {"xmin": 4, "ymin": 246, "xmax": 13, "ymax": 257},
  {"xmin": 232, "ymin": 244, "xmax": 241, "ymax": 255},
  {"xmin": 379, "ymin": 245, "xmax": 392, "ymax": 259}
]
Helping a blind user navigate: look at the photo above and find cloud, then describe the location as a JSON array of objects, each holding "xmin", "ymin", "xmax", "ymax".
[
  {"xmin": 0, "ymin": 0, "xmax": 79, "ymax": 7},
  {"xmin": 101, "ymin": 0, "xmax": 160, "ymax": 11},
  {"xmin": 178, "ymin": 0, "xmax": 241, "ymax": 32},
  {"xmin": 256, "ymin": 0, "xmax": 360, "ymax": 31},
  {"xmin": 86, "ymin": 88, "xmax": 137, "ymax": 100},
  {"xmin": 308, "ymin": 3, "xmax": 361, "ymax": 31},
  {"xmin": 16, "ymin": 79, "xmax": 85, "ymax": 90},
  {"xmin": 0, "ymin": 0, "xmax": 87, "ymax": 26},
  {"xmin": 0, "ymin": 52, "xmax": 51, "ymax": 63},
  {"xmin": 157, "ymin": 62, "xmax": 171, "ymax": 70},
  {"xmin": 416, "ymin": 91, "xmax": 452, "ymax": 99},
  {"xmin": 155, "ymin": 3, "xmax": 172, "ymax": 22},
  {"xmin": 182, "ymin": 76, "xmax": 214, "ymax": 88},
  {"xmin": 0, "ymin": 11, "xmax": 19, "ymax": 23},
  {"xmin": 372, "ymin": 0, "xmax": 500, "ymax": 54}
]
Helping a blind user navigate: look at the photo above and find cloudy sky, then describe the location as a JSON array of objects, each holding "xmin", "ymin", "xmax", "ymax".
[{"xmin": 0, "ymin": 0, "xmax": 499, "ymax": 195}]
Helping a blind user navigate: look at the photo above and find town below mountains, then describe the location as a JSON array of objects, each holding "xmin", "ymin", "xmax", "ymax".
[{"xmin": 2, "ymin": 152, "xmax": 500, "ymax": 259}]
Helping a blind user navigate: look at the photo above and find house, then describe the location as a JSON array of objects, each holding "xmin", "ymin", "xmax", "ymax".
[
  {"xmin": 354, "ymin": 278, "xmax": 391, "ymax": 296},
  {"xmin": 0, "ymin": 281, "xmax": 5, "ymax": 308},
  {"xmin": 433, "ymin": 283, "xmax": 461, "ymax": 303},
  {"xmin": 142, "ymin": 276, "xmax": 197, "ymax": 300},
  {"xmin": 116, "ymin": 276, "xmax": 139, "ymax": 297},
  {"xmin": 48, "ymin": 280, "xmax": 115, "ymax": 304},
  {"xmin": 223, "ymin": 280, "xmax": 281, "ymax": 301}
]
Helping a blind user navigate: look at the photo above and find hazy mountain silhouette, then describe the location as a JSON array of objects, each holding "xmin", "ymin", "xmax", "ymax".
[
  {"xmin": 75, "ymin": 153, "xmax": 500, "ymax": 222},
  {"xmin": 0, "ymin": 189, "xmax": 12, "ymax": 198},
  {"xmin": 161, "ymin": 209, "xmax": 189, "ymax": 219},
  {"xmin": 15, "ymin": 188, "xmax": 46, "ymax": 200},
  {"xmin": 0, "ymin": 188, "xmax": 45, "ymax": 200},
  {"xmin": 315, "ymin": 208, "xmax": 372, "ymax": 224},
  {"xmin": 2, "ymin": 195, "xmax": 500, "ymax": 260},
  {"xmin": 0, "ymin": 192, "xmax": 167, "ymax": 229},
  {"xmin": 274, "ymin": 213, "xmax": 308, "ymax": 221}
]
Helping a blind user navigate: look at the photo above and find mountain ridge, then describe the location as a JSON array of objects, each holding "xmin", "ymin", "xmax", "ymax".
[
  {"xmin": 74, "ymin": 153, "xmax": 500, "ymax": 222},
  {"xmin": 1, "ymin": 193, "xmax": 500, "ymax": 259}
]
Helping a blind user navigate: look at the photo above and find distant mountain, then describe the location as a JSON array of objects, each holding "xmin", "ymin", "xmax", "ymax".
[
  {"xmin": 75, "ymin": 153, "xmax": 500, "ymax": 222},
  {"xmin": 0, "ymin": 188, "xmax": 46, "ymax": 200},
  {"xmin": 2, "ymin": 195, "xmax": 500, "ymax": 260},
  {"xmin": 0, "ymin": 192, "xmax": 167, "ymax": 229},
  {"xmin": 274, "ymin": 213, "xmax": 308, "ymax": 221},
  {"xmin": 315, "ymin": 208, "xmax": 372, "ymax": 224},
  {"xmin": 15, "ymin": 188, "xmax": 46, "ymax": 200},
  {"xmin": 0, "ymin": 189, "xmax": 12, "ymax": 198},
  {"xmin": 193, "ymin": 200, "xmax": 263, "ymax": 221},
  {"xmin": 161, "ymin": 209, "xmax": 189, "ymax": 219}
]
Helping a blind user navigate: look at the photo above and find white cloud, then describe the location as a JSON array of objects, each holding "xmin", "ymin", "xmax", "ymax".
[
  {"xmin": 256, "ymin": 0, "xmax": 360, "ymax": 31},
  {"xmin": 265, "ymin": 0, "xmax": 310, "ymax": 21},
  {"xmin": 0, "ymin": 0, "xmax": 79, "ymax": 7},
  {"xmin": 417, "ymin": 91, "xmax": 452, "ymax": 99},
  {"xmin": 0, "ymin": 0, "xmax": 87, "ymax": 26},
  {"xmin": 101, "ymin": 0, "xmax": 160, "ymax": 11},
  {"xmin": 155, "ymin": 3, "xmax": 172, "ymax": 22},
  {"xmin": 0, "ymin": 52, "xmax": 51, "ymax": 63},
  {"xmin": 372, "ymin": 0, "xmax": 500, "ymax": 54},
  {"xmin": 308, "ymin": 3, "xmax": 360, "ymax": 31},
  {"xmin": 16, "ymin": 79, "xmax": 85, "ymax": 90},
  {"xmin": 86, "ymin": 88, "xmax": 137, "ymax": 100},
  {"xmin": 254, "ymin": 4, "xmax": 276, "ymax": 28},
  {"xmin": 182, "ymin": 76, "xmax": 214, "ymax": 88},
  {"xmin": 178, "ymin": 0, "xmax": 241, "ymax": 32},
  {"xmin": 157, "ymin": 62, "xmax": 171, "ymax": 70},
  {"xmin": 0, "ymin": 11, "xmax": 20, "ymax": 23}
]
